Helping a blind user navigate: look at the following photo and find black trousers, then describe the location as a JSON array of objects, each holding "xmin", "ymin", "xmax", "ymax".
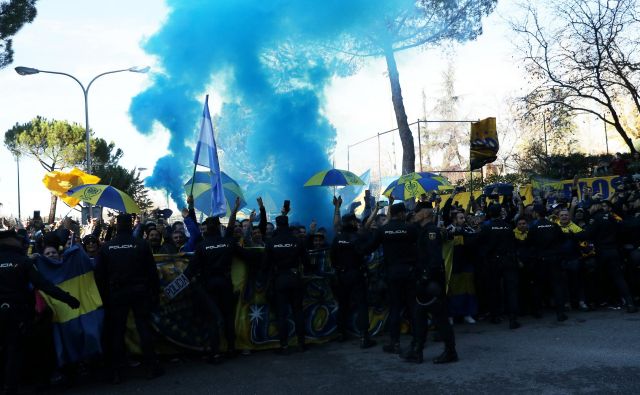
[
  {"xmin": 274, "ymin": 272, "xmax": 305, "ymax": 347},
  {"xmin": 533, "ymin": 257, "xmax": 566, "ymax": 314},
  {"xmin": 486, "ymin": 257, "xmax": 519, "ymax": 318},
  {"xmin": 199, "ymin": 276, "xmax": 236, "ymax": 354},
  {"xmin": 0, "ymin": 309, "xmax": 26, "ymax": 392},
  {"xmin": 335, "ymin": 270, "xmax": 369, "ymax": 337},
  {"xmin": 598, "ymin": 249, "xmax": 634, "ymax": 305},
  {"xmin": 387, "ymin": 274, "xmax": 415, "ymax": 342},
  {"xmin": 413, "ymin": 279, "xmax": 455, "ymax": 349},
  {"xmin": 107, "ymin": 286, "xmax": 157, "ymax": 371}
]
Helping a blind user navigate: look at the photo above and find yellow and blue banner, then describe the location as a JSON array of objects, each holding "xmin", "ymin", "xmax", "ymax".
[
  {"xmin": 35, "ymin": 246, "xmax": 104, "ymax": 367},
  {"xmin": 531, "ymin": 175, "xmax": 623, "ymax": 200}
]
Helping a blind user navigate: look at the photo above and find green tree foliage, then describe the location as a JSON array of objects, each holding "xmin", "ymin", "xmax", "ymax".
[
  {"xmin": 4, "ymin": 116, "xmax": 86, "ymax": 171},
  {"xmin": 4, "ymin": 116, "xmax": 152, "ymax": 219},
  {"xmin": 338, "ymin": 0, "xmax": 497, "ymax": 174},
  {"xmin": 0, "ymin": 0, "xmax": 37, "ymax": 69}
]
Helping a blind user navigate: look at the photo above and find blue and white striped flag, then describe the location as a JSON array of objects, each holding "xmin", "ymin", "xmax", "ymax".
[{"xmin": 193, "ymin": 95, "xmax": 226, "ymax": 217}]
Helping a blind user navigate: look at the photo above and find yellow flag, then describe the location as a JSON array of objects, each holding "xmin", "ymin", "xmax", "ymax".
[
  {"xmin": 42, "ymin": 168, "xmax": 101, "ymax": 207},
  {"xmin": 470, "ymin": 117, "xmax": 499, "ymax": 170}
]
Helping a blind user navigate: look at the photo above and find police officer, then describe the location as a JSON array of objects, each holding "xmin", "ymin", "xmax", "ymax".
[
  {"xmin": 402, "ymin": 202, "xmax": 458, "ymax": 364},
  {"xmin": 479, "ymin": 204, "xmax": 521, "ymax": 329},
  {"xmin": 585, "ymin": 200, "xmax": 637, "ymax": 313},
  {"xmin": 95, "ymin": 214, "xmax": 163, "ymax": 383},
  {"xmin": 362, "ymin": 202, "xmax": 419, "ymax": 354},
  {"xmin": 186, "ymin": 197, "xmax": 250, "ymax": 363},
  {"xmin": 264, "ymin": 214, "xmax": 308, "ymax": 354},
  {"xmin": 330, "ymin": 213, "xmax": 376, "ymax": 349},
  {"xmin": 527, "ymin": 204, "xmax": 567, "ymax": 321},
  {"xmin": 0, "ymin": 229, "xmax": 80, "ymax": 394}
]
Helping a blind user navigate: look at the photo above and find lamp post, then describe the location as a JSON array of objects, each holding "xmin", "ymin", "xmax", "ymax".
[
  {"xmin": 16, "ymin": 154, "xmax": 21, "ymax": 221},
  {"xmin": 15, "ymin": 65, "xmax": 149, "ymax": 218}
]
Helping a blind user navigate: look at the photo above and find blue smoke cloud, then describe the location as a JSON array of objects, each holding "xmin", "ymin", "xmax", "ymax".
[{"xmin": 130, "ymin": 0, "xmax": 411, "ymax": 225}]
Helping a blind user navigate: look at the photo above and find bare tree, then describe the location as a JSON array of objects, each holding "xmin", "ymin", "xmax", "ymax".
[{"xmin": 513, "ymin": 0, "xmax": 640, "ymax": 153}]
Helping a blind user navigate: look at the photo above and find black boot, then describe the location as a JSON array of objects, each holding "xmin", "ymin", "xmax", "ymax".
[
  {"xmin": 382, "ymin": 340, "xmax": 400, "ymax": 354},
  {"xmin": 509, "ymin": 316, "xmax": 521, "ymax": 330},
  {"xmin": 556, "ymin": 312, "xmax": 568, "ymax": 322},
  {"xmin": 146, "ymin": 363, "xmax": 165, "ymax": 379},
  {"xmin": 360, "ymin": 336, "xmax": 377, "ymax": 349},
  {"xmin": 400, "ymin": 340, "xmax": 423, "ymax": 364},
  {"xmin": 433, "ymin": 345, "xmax": 458, "ymax": 364},
  {"xmin": 297, "ymin": 337, "xmax": 308, "ymax": 352},
  {"xmin": 206, "ymin": 353, "xmax": 224, "ymax": 364},
  {"xmin": 275, "ymin": 345, "xmax": 290, "ymax": 356},
  {"xmin": 111, "ymin": 370, "xmax": 122, "ymax": 385}
]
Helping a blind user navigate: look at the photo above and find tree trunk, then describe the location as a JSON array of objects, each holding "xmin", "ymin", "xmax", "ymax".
[
  {"xmin": 48, "ymin": 193, "xmax": 57, "ymax": 224},
  {"xmin": 611, "ymin": 117, "xmax": 637, "ymax": 154},
  {"xmin": 384, "ymin": 46, "xmax": 415, "ymax": 175}
]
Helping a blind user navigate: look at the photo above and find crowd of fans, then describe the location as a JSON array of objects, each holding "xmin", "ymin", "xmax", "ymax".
[{"xmin": 1, "ymin": 167, "xmax": 640, "ymax": 392}]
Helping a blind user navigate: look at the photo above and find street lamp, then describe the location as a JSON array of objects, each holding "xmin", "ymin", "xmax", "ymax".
[{"xmin": 15, "ymin": 65, "xmax": 149, "ymax": 217}]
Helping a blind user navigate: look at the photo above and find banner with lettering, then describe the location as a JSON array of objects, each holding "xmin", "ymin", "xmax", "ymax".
[{"xmin": 149, "ymin": 249, "xmax": 394, "ymax": 352}]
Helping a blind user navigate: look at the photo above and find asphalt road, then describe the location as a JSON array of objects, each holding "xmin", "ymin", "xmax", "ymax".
[{"xmin": 65, "ymin": 309, "xmax": 640, "ymax": 394}]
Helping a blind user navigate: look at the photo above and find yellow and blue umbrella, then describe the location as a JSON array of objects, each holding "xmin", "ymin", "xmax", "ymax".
[
  {"xmin": 304, "ymin": 169, "xmax": 365, "ymax": 187},
  {"xmin": 66, "ymin": 184, "xmax": 140, "ymax": 213},
  {"xmin": 382, "ymin": 172, "xmax": 452, "ymax": 200},
  {"xmin": 184, "ymin": 171, "xmax": 246, "ymax": 217}
]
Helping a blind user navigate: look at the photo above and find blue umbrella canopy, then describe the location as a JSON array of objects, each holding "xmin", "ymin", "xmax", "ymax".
[
  {"xmin": 382, "ymin": 172, "xmax": 452, "ymax": 200},
  {"xmin": 304, "ymin": 169, "xmax": 365, "ymax": 187},
  {"xmin": 184, "ymin": 171, "xmax": 246, "ymax": 217}
]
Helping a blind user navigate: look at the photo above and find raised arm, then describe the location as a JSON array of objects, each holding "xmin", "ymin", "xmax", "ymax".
[
  {"xmin": 333, "ymin": 195, "xmax": 342, "ymax": 232},
  {"xmin": 257, "ymin": 197, "xmax": 267, "ymax": 236},
  {"xmin": 227, "ymin": 196, "xmax": 241, "ymax": 232}
]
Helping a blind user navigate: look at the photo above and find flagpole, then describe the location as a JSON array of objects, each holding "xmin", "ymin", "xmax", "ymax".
[
  {"xmin": 189, "ymin": 163, "xmax": 198, "ymax": 198},
  {"xmin": 190, "ymin": 94, "xmax": 210, "ymax": 198}
]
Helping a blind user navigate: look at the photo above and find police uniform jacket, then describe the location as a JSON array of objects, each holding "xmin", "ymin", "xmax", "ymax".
[
  {"xmin": 95, "ymin": 232, "xmax": 159, "ymax": 296},
  {"xmin": 527, "ymin": 218, "xmax": 564, "ymax": 259},
  {"xmin": 417, "ymin": 222, "xmax": 445, "ymax": 277},
  {"xmin": 584, "ymin": 211, "xmax": 622, "ymax": 251},
  {"xmin": 479, "ymin": 218, "xmax": 516, "ymax": 260},
  {"xmin": 264, "ymin": 228, "xmax": 307, "ymax": 274},
  {"xmin": 0, "ymin": 244, "xmax": 74, "ymax": 310},
  {"xmin": 330, "ymin": 230, "xmax": 366, "ymax": 274},
  {"xmin": 362, "ymin": 219, "xmax": 418, "ymax": 279}
]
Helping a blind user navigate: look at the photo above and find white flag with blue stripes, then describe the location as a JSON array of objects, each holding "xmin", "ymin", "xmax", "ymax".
[{"xmin": 193, "ymin": 95, "xmax": 226, "ymax": 217}]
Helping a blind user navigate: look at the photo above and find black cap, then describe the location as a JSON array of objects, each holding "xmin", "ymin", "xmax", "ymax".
[
  {"xmin": 82, "ymin": 234, "xmax": 98, "ymax": 244},
  {"xmin": 389, "ymin": 203, "xmax": 406, "ymax": 216},
  {"xmin": 487, "ymin": 203, "xmax": 501, "ymax": 219},
  {"xmin": 275, "ymin": 215, "xmax": 289, "ymax": 228},
  {"xmin": 117, "ymin": 213, "xmax": 133, "ymax": 226},
  {"xmin": 414, "ymin": 201, "xmax": 433, "ymax": 212},
  {"xmin": 341, "ymin": 213, "xmax": 357, "ymax": 224},
  {"xmin": 533, "ymin": 204, "xmax": 546, "ymax": 216}
]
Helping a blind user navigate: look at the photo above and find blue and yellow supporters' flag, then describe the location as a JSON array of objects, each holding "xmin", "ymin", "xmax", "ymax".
[
  {"xmin": 35, "ymin": 246, "xmax": 103, "ymax": 366},
  {"xmin": 470, "ymin": 117, "xmax": 499, "ymax": 170},
  {"xmin": 193, "ymin": 94, "xmax": 226, "ymax": 217}
]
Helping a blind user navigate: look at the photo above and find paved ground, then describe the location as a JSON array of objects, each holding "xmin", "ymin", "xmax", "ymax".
[{"xmin": 64, "ymin": 309, "xmax": 640, "ymax": 394}]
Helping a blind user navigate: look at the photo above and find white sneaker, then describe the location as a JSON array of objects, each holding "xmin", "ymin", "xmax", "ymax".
[
  {"xmin": 448, "ymin": 317, "xmax": 454, "ymax": 325},
  {"xmin": 464, "ymin": 315, "xmax": 476, "ymax": 324}
]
